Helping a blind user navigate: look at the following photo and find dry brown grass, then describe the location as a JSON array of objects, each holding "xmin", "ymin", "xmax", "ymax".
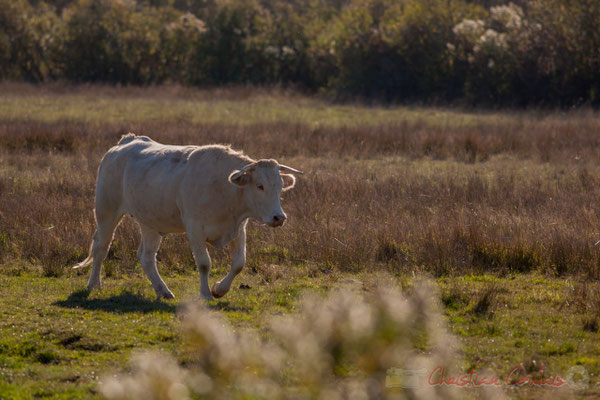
[{"xmin": 2, "ymin": 86, "xmax": 600, "ymax": 280}]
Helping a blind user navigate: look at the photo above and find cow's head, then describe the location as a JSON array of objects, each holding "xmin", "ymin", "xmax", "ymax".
[{"xmin": 229, "ymin": 160, "xmax": 303, "ymax": 227}]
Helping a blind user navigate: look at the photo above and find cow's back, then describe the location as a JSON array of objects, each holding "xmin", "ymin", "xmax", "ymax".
[{"xmin": 96, "ymin": 135, "xmax": 251, "ymax": 234}]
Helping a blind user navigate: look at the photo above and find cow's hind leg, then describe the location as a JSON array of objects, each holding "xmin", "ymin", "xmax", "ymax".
[
  {"xmin": 212, "ymin": 222, "xmax": 247, "ymax": 298},
  {"xmin": 87, "ymin": 215, "xmax": 122, "ymax": 291},
  {"xmin": 138, "ymin": 225, "xmax": 174, "ymax": 299}
]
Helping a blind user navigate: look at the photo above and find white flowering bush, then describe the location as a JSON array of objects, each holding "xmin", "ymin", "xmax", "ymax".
[
  {"xmin": 490, "ymin": 4, "xmax": 524, "ymax": 32},
  {"xmin": 452, "ymin": 3, "xmax": 526, "ymax": 57},
  {"xmin": 452, "ymin": 19, "xmax": 485, "ymax": 42},
  {"xmin": 100, "ymin": 281, "xmax": 469, "ymax": 400},
  {"xmin": 165, "ymin": 12, "xmax": 207, "ymax": 34},
  {"xmin": 449, "ymin": 2, "xmax": 533, "ymax": 103},
  {"xmin": 476, "ymin": 29, "xmax": 508, "ymax": 54}
]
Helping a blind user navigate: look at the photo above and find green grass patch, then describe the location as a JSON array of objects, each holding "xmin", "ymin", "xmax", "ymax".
[
  {"xmin": 0, "ymin": 269, "xmax": 595, "ymax": 398},
  {"xmin": 0, "ymin": 269, "xmax": 309, "ymax": 399},
  {"xmin": 0, "ymin": 90, "xmax": 518, "ymax": 129},
  {"xmin": 440, "ymin": 274, "xmax": 600, "ymax": 398}
]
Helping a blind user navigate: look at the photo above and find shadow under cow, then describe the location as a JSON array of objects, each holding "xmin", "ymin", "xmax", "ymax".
[{"xmin": 54, "ymin": 289, "xmax": 177, "ymax": 314}]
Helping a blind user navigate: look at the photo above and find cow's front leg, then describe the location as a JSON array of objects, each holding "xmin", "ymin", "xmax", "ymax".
[
  {"xmin": 187, "ymin": 226, "xmax": 213, "ymax": 301},
  {"xmin": 212, "ymin": 222, "xmax": 247, "ymax": 298}
]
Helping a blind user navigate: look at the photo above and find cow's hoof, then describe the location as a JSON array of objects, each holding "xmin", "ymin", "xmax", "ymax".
[
  {"xmin": 211, "ymin": 283, "xmax": 225, "ymax": 299},
  {"xmin": 158, "ymin": 290, "xmax": 175, "ymax": 300},
  {"xmin": 201, "ymin": 293, "xmax": 215, "ymax": 301},
  {"xmin": 87, "ymin": 281, "xmax": 101, "ymax": 291}
]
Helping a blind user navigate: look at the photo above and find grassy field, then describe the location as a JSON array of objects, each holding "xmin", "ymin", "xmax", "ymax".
[{"xmin": 1, "ymin": 83, "xmax": 600, "ymax": 399}]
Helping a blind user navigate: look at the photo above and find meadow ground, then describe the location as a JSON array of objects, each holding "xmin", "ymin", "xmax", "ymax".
[{"xmin": 1, "ymin": 83, "xmax": 600, "ymax": 399}]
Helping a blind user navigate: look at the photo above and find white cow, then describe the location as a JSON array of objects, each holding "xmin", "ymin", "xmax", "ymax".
[{"xmin": 73, "ymin": 134, "xmax": 302, "ymax": 300}]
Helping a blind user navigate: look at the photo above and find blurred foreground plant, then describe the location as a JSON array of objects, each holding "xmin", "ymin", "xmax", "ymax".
[{"xmin": 101, "ymin": 280, "xmax": 473, "ymax": 400}]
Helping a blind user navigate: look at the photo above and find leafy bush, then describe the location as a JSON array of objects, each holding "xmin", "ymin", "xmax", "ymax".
[
  {"xmin": 449, "ymin": 1, "xmax": 600, "ymax": 106},
  {"xmin": 60, "ymin": 0, "xmax": 173, "ymax": 83},
  {"xmin": 0, "ymin": 0, "xmax": 60, "ymax": 81},
  {"xmin": 159, "ymin": 11, "xmax": 207, "ymax": 84},
  {"xmin": 314, "ymin": 0, "xmax": 485, "ymax": 101},
  {"xmin": 191, "ymin": 0, "xmax": 266, "ymax": 85}
]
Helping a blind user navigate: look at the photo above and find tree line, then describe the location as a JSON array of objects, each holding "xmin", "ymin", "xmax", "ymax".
[{"xmin": 2, "ymin": 0, "xmax": 599, "ymax": 107}]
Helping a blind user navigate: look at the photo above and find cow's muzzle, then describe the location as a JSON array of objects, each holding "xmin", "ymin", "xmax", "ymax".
[{"xmin": 268, "ymin": 214, "xmax": 287, "ymax": 227}]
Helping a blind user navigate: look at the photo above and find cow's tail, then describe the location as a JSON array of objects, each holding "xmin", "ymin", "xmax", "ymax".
[{"xmin": 72, "ymin": 241, "xmax": 93, "ymax": 269}]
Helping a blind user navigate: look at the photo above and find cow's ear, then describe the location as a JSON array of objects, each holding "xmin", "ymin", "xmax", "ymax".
[
  {"xmin": 281, "ymin": 173, "xmax": 296, "ymax": 191},
  {"xmin": 229, "ymin": 170, "xmax": 252, "ymax": 187}
]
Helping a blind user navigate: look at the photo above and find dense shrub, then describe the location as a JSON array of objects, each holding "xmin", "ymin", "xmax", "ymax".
[
  {"xmin": 314, "ymin": 0, "xmax": 486, "ymax": 101},
  {"xmin": 0, "ymin": 0, "xmax": 60, "ymax": 81},
  {"xmin": 450, "ymin": 0, "xmax": 600, "ymax": 106},
  {"xmin": 101, "ymin": 282, "xmax": 461, "ymax": 400},
  {"xmin": 1, "ymin": 0, "xmax": 599, "ymax": 106},
  {"xmin": 60, "ymin": 0, "xmax": 174, "ymax": 83},
  {"xmin": 159, "ymin": 11, "xmax": 207, "ymax": 84}
]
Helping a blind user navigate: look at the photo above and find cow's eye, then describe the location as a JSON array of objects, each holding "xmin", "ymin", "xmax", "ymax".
[{"xmin": 257, "ymin": 184, "xmax": 264, "ymax": 191}]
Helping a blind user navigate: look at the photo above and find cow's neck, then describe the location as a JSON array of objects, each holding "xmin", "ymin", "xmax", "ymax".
[{"xmin": 209, "ymin": 205, "xmax": 251, "ymax": 248}]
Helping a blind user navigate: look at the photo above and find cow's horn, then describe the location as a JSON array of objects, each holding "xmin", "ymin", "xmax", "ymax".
[
  {"xmin": 279, "ymin": 165, "xmax": 304, "ymax": 174},
  {"xmin": 231, "ymin": 163, "xmax": 256, "ymax": 180}
]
